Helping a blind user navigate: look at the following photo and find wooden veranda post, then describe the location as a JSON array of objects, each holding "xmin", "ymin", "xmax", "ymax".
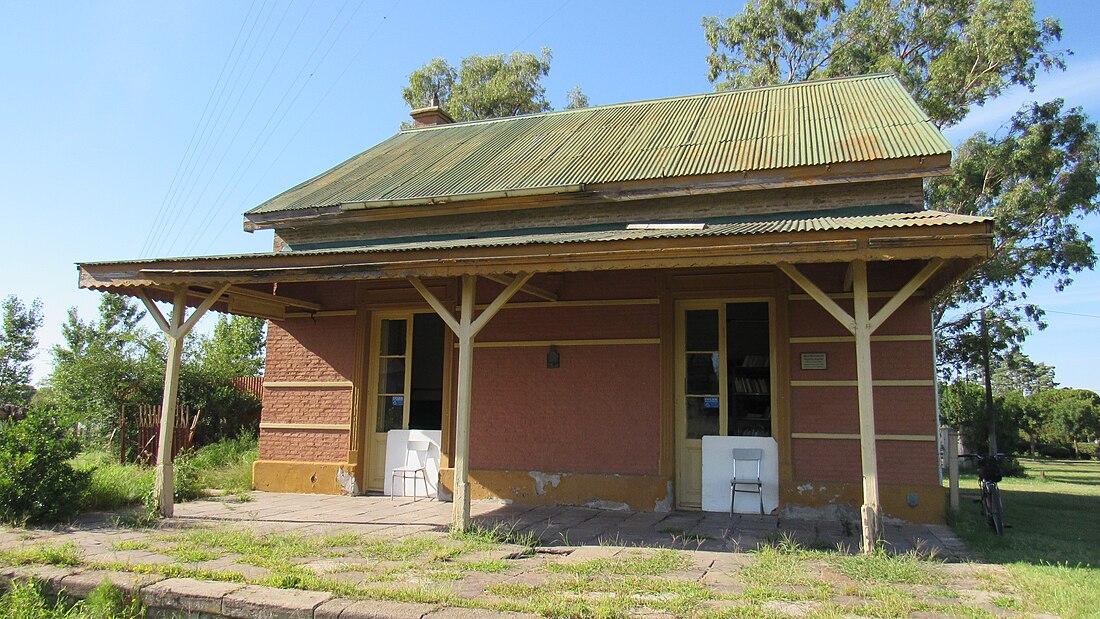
[
  {"xmin": 408, "ymin": 273, "xmax": 533, "ymax": 531},
  {"xmin": 137, "ymin": 284, "xmax": 230, "ymax": 517},
  {"xmin": 778, "ymin": 259, "xmax": 942, "ymax": 553}
]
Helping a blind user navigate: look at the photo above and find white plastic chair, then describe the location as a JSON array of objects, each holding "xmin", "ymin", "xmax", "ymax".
[
  {"xmin": 391, "ymin": 440, "xmax": 431, "ymax": 501},
  {"xmin": 730, "ymin": 448, "xmax": 764, "ymax": 515}
]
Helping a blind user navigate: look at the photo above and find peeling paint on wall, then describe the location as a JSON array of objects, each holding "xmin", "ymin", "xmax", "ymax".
[
  {"xmin": 654, "ymin": 481, "xmax": 673, "ymax": 512},
  {"xmin": 528, "ymin": 471, "xmax": 561, "ymax": 496},
  {"xmin": 336, "ymin": 468, "xmax": 359, "ymax": 496}
]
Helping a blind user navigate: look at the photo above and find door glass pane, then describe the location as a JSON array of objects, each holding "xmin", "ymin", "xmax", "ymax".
[
  {"xmin": 376, "ymin": 396, "xmax": 404, "ymax": 432},
  {"xmin": 685, "ymin": 310, "xmax": 718, "ymax": 351},
  {"xmin": 377, "ymin": 358, "xmax": 406, "ymax": 394},
  {"xmin": 685, "ymin": 353, "xmax": 719, "ymax": 394},
  {"xmin": 379, "ymin": 319, "xmax": 407, "ymax": 356},
  {"xmin": 686, "ymin": 396, "xmax": 720, "ymax": 439}
]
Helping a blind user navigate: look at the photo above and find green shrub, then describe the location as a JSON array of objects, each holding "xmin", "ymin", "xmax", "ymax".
[{"xmin": 0, "ymin": 409, "xmax": 91, "ymax": 524}]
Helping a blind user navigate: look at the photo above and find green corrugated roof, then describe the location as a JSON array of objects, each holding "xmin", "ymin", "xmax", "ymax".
[{"xmin": 248, "ymin": 74, "xmax": 951, "ymax": 215}]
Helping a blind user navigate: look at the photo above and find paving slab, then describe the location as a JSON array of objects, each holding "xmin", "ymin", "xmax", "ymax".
[
  {"xmin": 140, "ymin": 577, "xmax": 247, "ymax": 616},
  {"xmin": 316, "ymin": 598, "xmax": 437, "ymax": 619},
  {"xmin": 221, "ymin": 584, "xmax": 332, "ymax": 619},
  {"xmin": 59, "ymin": 569, "xmax": 164, "ymax": 596}
]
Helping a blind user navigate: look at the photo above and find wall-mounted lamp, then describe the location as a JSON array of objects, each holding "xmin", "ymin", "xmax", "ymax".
[{"xmin": 546, "ymin": 345, "xmax": 560, "ymax": 369}]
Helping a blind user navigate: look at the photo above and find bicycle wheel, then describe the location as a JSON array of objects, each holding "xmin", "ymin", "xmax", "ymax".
[{"xmin": 986, "ymin": 484, "xmax": 1004, "ymax": 535}]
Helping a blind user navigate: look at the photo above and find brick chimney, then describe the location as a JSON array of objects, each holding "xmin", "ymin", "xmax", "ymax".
[{"xmin": 409, "ymin": 94, "xmax": 455, "ymax": 127}]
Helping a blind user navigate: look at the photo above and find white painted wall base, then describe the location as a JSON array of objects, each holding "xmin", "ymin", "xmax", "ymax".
[
  {"xmin": 701, "ymin": 436, "xmax": 780, "ymax": 514},
  {"xmin": 383, "ymin": 430, "xmax": 442, "ymax": 498}
]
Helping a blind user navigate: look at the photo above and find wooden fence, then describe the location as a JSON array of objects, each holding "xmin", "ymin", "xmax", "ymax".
[
  {"xmin": 119, "ymin": 404, "xmax": 200, "ymax": 465},
  {"xmin": 232, "ymin": 376, "xmax": 264, "ymax": 401}
]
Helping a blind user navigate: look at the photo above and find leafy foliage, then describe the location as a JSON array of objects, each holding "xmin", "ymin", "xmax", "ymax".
[
  {"xmin": 49, "ymin": 294, "xmax": 162, "ymax": 438},
  {"xmin": 402, "ymin": 49, "xmax": 554, "ymax": 123},
  {"xmin": 0, "ymin": 407, "xmax": 90, "ymax": 524},
  {"xmin": 703, "ymin": 0, "xmax": 1066, "ymax": 128},
  {"xmin": 0, "ymin": 295, "xmax": 44, "ymax": 405},
  {"xmin": 932, "ymin": 100, "xmax": 1100, "ymax": 367},
  {"xmin": 565, "ymin": 86, "xmax": 590, "ymax": 110},
  {"xmin": 49, "ymin": 296, "xmax": 263, "ymax": 446},
  {"xmin": 702, "ymin": 1, "xmax": 1097, "ymax": 373}
]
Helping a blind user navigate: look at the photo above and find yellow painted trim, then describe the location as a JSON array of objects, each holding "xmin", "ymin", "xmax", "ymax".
[
  {"xmin": 791, "ymin": 433, "xmax": 937, "ymax": 441},
  {"xmin": 458, "ymin": 298, "xmax": 659, "ymax": 311},
  {"xmin": 264, "ymin": 381, "xmax": 354, "ymax": 388},
  {"xmin": 457, "ymin": 338, "xmax": 660, "ymax": 349},
  {"xmin": 790, "ymin": 379, "xmax": 934, "ymax": 387},
  {"xmin": 789, "ymin": 334, "xmax": 931, "ymax": 343},
  {"xmin": 260, "ymin": 422, "xmax": 351, "ymax": 431},
  {"xmin": 789, "ymin": 291, "xmax": 925, "ymax": 301},
  {"xmin": 252, "ymin": 460, "xmax": 351, "ymax": 495}
]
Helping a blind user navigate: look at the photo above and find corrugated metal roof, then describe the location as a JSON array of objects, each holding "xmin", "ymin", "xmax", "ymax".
[
  {"xmin": 84, "ymin": 207, "xmax": 988, "ymax": 268},
  {"xmin": 248, "ymin": 74, "xmax": 951, "ymax": 215}
]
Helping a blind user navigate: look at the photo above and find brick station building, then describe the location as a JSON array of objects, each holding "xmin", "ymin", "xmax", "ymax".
[{"xmin": 79, "ymin": 74, "xmax": 991, "ymax": 544}]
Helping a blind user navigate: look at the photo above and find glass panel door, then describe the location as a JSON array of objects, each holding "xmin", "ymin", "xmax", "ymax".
[{"xmin": 676, "ymin": 300, "xmax": 773, "ymax": 509}]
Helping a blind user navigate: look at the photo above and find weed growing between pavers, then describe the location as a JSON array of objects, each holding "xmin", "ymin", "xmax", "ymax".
[
  {"xmin": 0, "ymin": 542, "xmax": 82, "ymax": 567},
  {"xmin": 449, "ymin": 520, "xmax": 543, "ymax": 550},
  {"xmin": 547, "ymin": 549, "xmax": 690, "ymax": 577},
  {"xmin": 0, "ymin": 520, "xmax": 1045, "ymax": 619}
]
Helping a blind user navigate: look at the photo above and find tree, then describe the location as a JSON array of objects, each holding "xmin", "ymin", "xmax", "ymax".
[
  {"xmin": 181, "ymin": 315, "xmax": 266, "ymax": 443},
  {"xmin": 930, "ymin": 100, "xmax": 1100, "ymax": 365},
  {"xmin": 703, "ymin": 1, "xmax": 1098, "ymax": 375},
  {"xmin": 703, "ymin": 0, "xmax": 1066, "ymax": 128},
  {"xmin": 49, "ymin": 294, "xmax": 162, "ymax": 438},
  {"xmin": 565, "ymin": 86, "xmax": 590, "ymax": 110},
  {"xmin": 1033, "ymin": 388, "xmax": 1100, "ymax": 457},
  {"xmin": 403, "ymin": 49, "xmax": 554, "ymax": 123},
  {"xmin": 0, "ymin": 295, "xmax": 43, "ymax": 405},
  {"xmin": 199, "ymin": 315, "xmax": 265, "ymax": 379},
  {"xmin": 991, "ymin": 350, "xmax": 1056, "ymax": 396},
  {"xmin": 939, "ymin": 380, "xmax": 1019, "ymax": 454}
]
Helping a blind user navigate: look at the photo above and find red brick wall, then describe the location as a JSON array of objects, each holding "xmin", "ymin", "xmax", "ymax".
[
  {"xmin": 265, "ymin": 316, "xmax": 355, "ymax": 382},
  {"xmin": 259, "ymin": 429, "xmax": 348, "ymax": 462},
  {"xmin": 468, "ymin": 344, "xmax": 662, "ymax": 475},
  {"xmin": 788, "ymin": 284, "xmax": 939, "ymax": 487},
  {"xmin": 261, "ymin": 388, "xmax": 352, "ymax": 425},
  {"xmin": 259, "ymin": 315, "xmax": 356, "ymax": 463},
  {"xmin": 465, "ymin": 271, "xmax": 662, "ymax": 475}
]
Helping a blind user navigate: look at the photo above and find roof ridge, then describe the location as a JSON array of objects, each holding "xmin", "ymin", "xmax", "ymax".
[{"xmin": 400, "ymin": 73, "xmax": 900, "ymax": 133}]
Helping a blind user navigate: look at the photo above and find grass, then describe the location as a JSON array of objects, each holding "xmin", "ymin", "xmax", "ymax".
[
  {"xmin": 71, "ymin": 452, "xmax": 153, "ymax": 513},
  {"xmin": 71, "ymin": 434, "xmax": 259, "ymax": 514},
  {"xmin": 0, "ymin": 580, "xmax": 143, "ymax": 619},
  {"xmin": 949, "ymin": 456, "xmax": 1100, "ymax": 619}
]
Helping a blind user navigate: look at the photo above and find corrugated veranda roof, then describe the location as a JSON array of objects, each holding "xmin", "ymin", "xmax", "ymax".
[
  {"xmin": 84, "ymin": 207, "xmax": 988, "ymax": 267},
  {"xmin": 248, "ymin": 74, "xmax": 951, "ymax": 215}
]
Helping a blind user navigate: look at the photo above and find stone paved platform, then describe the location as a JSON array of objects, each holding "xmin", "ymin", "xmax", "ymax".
[{"xmin": 171, "ymin": 492, "xmax": 967, "ymax": 556}]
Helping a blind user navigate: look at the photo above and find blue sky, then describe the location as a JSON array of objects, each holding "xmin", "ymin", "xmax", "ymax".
[{"xmin": 2, "ymin": 1, "xmax": 1099, "ymax": 390}]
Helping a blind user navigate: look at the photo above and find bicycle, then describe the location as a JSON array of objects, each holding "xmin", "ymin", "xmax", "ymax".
[{"xmin": 961, "ymin": 453, "xmax": 1005, "ymax": 535}]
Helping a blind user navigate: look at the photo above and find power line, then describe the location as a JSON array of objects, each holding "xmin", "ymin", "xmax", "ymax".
[
  {"xmin": 148, "ymin": 0, "xmax": 288, "ymax": 258},
  {"xmin": 179, "ymin": 0, "xmax": 365, "ymax": 256},
  {"xmin": 139, "ymin": 0, "xmax": 261, "ymax": 258},
  {"xmin": 200, "ymin": 0, "xmax": 402, "ymax": 254},
  {"xmin": 145, "ymin": 0, "xmax": 279, "ymax": 258},
  {"xmin": 1044, "ymin": 309, "xmax": 1100, "ymax": 319}
]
